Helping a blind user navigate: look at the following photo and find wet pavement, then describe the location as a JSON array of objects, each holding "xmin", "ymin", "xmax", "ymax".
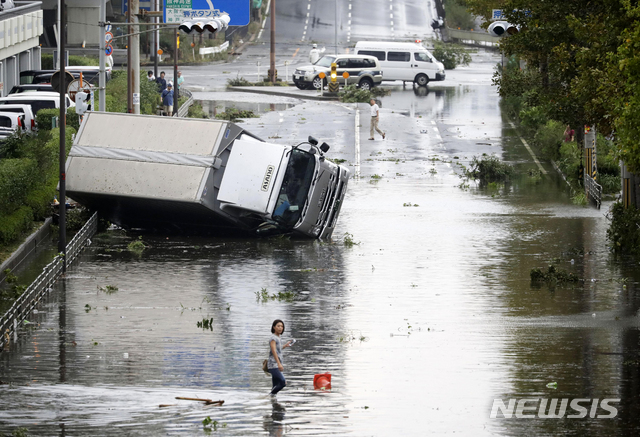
[{"xmin": 2, "ymin": 50, "xmax": 640, "ymax": 436}]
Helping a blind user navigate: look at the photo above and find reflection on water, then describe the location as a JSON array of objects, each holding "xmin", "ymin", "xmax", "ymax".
[
  {"xmin": 2, "ymin": 81, "xmax": 640, "ymax": 435},
  {"xmin": 196, "ymin": 99, "xmax": 296, "ymax": 119}
]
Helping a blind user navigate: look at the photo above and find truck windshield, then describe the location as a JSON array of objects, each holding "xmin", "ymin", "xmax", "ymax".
[{"xmin": 272, "ymin": 149, "xmax": 316, "ymax": 228}]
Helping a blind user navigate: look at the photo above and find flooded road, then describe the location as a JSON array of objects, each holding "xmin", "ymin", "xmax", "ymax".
[{"xmin": 2, "ymin": 52, "xmax": 639, "ymax": 436}]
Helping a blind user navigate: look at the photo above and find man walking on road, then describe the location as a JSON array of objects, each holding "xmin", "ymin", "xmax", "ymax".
[
  {"xmin": 369, "ymin": 99, "xmax": 385, "ymax": 140},
  {"xmin": 309, "ymin": 44, "xmax": 324, "ymax": 64}
]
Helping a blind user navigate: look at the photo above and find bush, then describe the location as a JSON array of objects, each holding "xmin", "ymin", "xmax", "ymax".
[
  {"xmin": 444, "ymin": 0, "xmax": 476, "ymax": 30},
  {"xmin": 599, "ymin": 174, "xmax": 620, "ymax": 195},
  {"xmin": 519, "ymin": 105, "xmax": 548, "ymax": 134},
  {"xmin": 36, "ymin": 107, "xmax": 80, "ymax": 133},
  {"xmin": 533, "ymin": 120, "xmax": 564, "ymax": 161},
  {"xmin": 215, "ymin": 108, "xmax": 258, "ymax": 121},
  {"xmin": 0, "ymin": 158, "xmax": 38, "ymax": 214},
  {"xmin": 432, "ymin": 42, "xmax": 472, "ymax": 70},
  {"xmin": 98, "ymin": 70, "xmax": 160, "ymax": 115},
  {"xmin": 607, "ymin": 202, "xmax": 640, "ymax": 256},
  {"xmin": 463, "ymin": 155, "xmax": 514, "ymax": 185},
  {"xmin": 557, "ymin": 141, "xmax": 582, "ymax": 185},
  {"xmin": 187, "ymin": 102, "xmax": 208, "ymax": 119},
  {"xmin": 41, "ymin": 54, "xmax": 100, "ymax": 70},
  {"xmin": 0, "ymin": 206, "xmax": 34, "ymax": 245}
]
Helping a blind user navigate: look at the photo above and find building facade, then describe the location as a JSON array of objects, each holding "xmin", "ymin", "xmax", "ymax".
[{"xmin": 0, "ymin": 1, "xmax": 43, "ymax": 97}]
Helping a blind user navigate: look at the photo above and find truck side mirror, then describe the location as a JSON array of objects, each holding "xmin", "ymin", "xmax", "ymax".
[
  {"xmin": 320, "ymin": 142, "xmax": 330, "ymax": 153},
  {"xmin": 308, "ymin": 136, "xmax": 318, "ymax": 145}
]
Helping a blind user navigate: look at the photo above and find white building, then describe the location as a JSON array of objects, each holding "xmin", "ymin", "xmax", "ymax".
[{"xmin": 0, "ymin": 1, "xmax": 43, "ymax": 97}]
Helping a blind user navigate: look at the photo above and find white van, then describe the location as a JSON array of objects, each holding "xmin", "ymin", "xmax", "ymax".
[{"xmin": 354, "ymin": 41, "xmax": 446, "ymax": 86}]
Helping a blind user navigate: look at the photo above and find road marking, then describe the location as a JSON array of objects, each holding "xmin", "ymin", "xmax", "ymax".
[
  {"xmin": 509, "ymin": 121, "xmax": 547, "ymax": 174},
  {"xmin": 355, "ymin": 105, "xmax": 361, "ymax": 179},
  {"xmin": 390, "ymin": 13, "xmax": 393, "ymax": 18},
  {"xmin": 307, "ymin": 3, "xmax": 310, "ymax": 9},
  {"xmin": 257, "ymin": 0, "xmax": 271, "ymax": 40},
  {"xmin": 292, "ymin": 48, "xmax": 299, "ymax": 58}
]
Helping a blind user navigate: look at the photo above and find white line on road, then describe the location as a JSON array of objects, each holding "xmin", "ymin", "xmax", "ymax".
[
  {"xmin": 509, "ymin": 121, "xmax": 547, "ymax": 174},
  {"xmin": 307, "ymin": 3, "xmax": 310, "ymax": 9}
]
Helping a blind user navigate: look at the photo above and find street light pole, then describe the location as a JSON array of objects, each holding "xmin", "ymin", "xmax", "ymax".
[
  {"xmin": 270, "ymin": 0, "xmax": 276, "ymax": 82},
  {"xmin": 58, "ymin": 0, "xmax": 66, "ymax": 271},
  {"xmin": 335, "ymin": 0, "xmax": 337, "ymax": 55}
]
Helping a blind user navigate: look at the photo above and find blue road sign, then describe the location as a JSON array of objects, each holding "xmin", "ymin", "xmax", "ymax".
[
  {"xmin": 105, "ymin": 45, "xmax": 113, "ymax": 56},
  {"xmin": 122, "ymin": 0, "xmax": 153, "ymax": 14},
  {"xmin": 164, "ymin": 0, "xmax": 249, "ymax": 26}
]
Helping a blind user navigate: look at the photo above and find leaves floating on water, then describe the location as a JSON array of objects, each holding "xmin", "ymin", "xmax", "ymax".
[{"xmin": 530, "ymin": 265, "xmax": 579, "ymax": 284}]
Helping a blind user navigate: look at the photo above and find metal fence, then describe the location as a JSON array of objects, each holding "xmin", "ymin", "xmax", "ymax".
[
  {"xmin": 177, "ymin": 88, "xmax": 194, "ymax": 118},
  {"xmin": 0, "ymin": 212, "xmax": 98, "ymax": 352},
  {"xmin": 584, "ymin": 174, "xmax": 602, "ymax": 209}
]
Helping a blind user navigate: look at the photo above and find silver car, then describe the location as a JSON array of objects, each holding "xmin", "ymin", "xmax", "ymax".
[{"xmin": 293, "ymin": 54, "xmax": 383, "ymax": 90}]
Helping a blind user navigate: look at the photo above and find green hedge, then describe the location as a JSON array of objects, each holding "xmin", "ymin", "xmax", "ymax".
[
  {"xmin": 0, "ymin": 206, "xmax": 34, "ymax": 245},
  {"xmin": 41, "ymin": 54, "xmax": 100, "ymax": 70},
  {"xmin": 36, "ymin": 108, "xmax": 80, "ymax": 133},
  {"xmin": 0, "ymin": 126, "xmax": 75, "ymax": 246}
]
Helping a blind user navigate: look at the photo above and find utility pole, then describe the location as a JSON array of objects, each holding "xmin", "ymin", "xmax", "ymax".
[
  {"xmin": 174, "ymin": 27, "xmax": 179, "ymax": 113},
  {"xmin": 99, "ymin": 0, "xmax": 106, "ymax": 112},
  {"xmin": 58, "ymin": 0, "xmax": 66, "ymax": 271},
  {"xmin": 127, "ymin": 6, "xmax": 133, "ymax": 113},
  {"xmin": 153, "ymin": 0, "xmax": 159, "ymax": 78},
  {"xmin": 132, "ymin": 0, "xmax": 141, "ymax": 114},
  {"xmin": 335, "ymin": 0, "xmax": 337, "ymax": 55},
  {"xmin": 269, "ymin": 0, "xmax": 276, "ymax": 82}
]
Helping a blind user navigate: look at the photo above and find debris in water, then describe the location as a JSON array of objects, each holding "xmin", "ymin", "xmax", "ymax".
[
  {"xmin": 174, "ymin": 397, "xmax": 224, "ymax": 406},
  {"xmin": 546, "ymin": 382, "xmax": 558, "ymax": 389},
  {"xmin": 530, "ymin": 265, "xmax": 579, "ymax": 284}
]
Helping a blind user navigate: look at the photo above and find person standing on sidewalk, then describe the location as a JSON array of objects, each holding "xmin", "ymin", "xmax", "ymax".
[
  {"xmin": 161, "ymin": 83, "xmax": 174, "ymax": 116},
  {"xmin": 369, "ymin": 98, "xmax": 385, "ymax": 140},
  {"xmin": 268, "ymin": 319, "xmax": 293, "ymax": 396}
]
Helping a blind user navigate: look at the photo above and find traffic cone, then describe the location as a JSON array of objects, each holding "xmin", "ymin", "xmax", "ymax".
[{"xmin": 313, "ymin": 373, "xmax": 331, "ymax": 390}]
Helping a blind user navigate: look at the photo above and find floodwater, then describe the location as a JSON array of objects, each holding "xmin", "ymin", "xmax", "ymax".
[{"xmin": 3, "ymin": 55, "xmax": 640, "ymax": 436}]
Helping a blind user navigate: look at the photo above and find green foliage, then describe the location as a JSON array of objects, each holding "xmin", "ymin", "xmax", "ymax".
[
  {"xmin": 41, "ymin": 54, "xmax": 99, "ymax": 70},
  {"xmin": 0, "ymin": 207, "xmax": 34, "ymax": 245},
  {"xmin": 444, "ymin": 0, "xmax": 476, "ymax": 30},
  {"xmin": 343, "ymin": 232, "xmax": 360, "ymax": 247},
  {"xmin": 599, "ymin": 174, "xmax": 620, "ymax": 195},
  {"xmin": 530, "ymin": 265, "xmax": 579, "ymax": 284},
  {"xmin": 607, "ymin": 202, "xmax": 640, "ymax": 256},
  {"xmin": 0, "ymin": 158, "xmax": 37, "ymax": 214},
  {"xmin": 100, "ymin": 70, "xmax": 160, "ymax": 115},
  {"xmin": 556, "ymin": 141, "xmax": 582, "ymax": 187},
  {"xmin": 215, "ymin": 108, "xmax": 258, "ymax": 121},
  {"xmin": 255, "ymin": 288, "xmax": 296, "ymax": 303},
  {"xmin": 35, "ymin": 108, "xmax": 80, "ymax": 133},
  {"xmin": 463, "ymin": 155, "xmax": 515, "ymax": 185},
  {"xmin": 227, "ymin": 76, "xmax": 252, "ymax": 87},
  {"xmin": 127, "ymin": 236, "xmax": 148, "ymax": 255},
  {"xmin": 432, "ymin": 42, "xmax": 472, "ymax": 70},
  {"xmin": 187, "ymin": 102, "xmax": 208, "ymax": 119},
  {"xmin": 533, "ymin": 120, "xmax": 564, "ymax": 161}
]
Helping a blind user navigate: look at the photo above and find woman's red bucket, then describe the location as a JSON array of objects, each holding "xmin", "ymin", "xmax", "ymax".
[{"xmin": 313, "ymin": 373, "xmax": 331, "ymax": 390}]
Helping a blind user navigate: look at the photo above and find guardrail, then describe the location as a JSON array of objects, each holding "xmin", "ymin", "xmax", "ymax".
[
  {"xmin": 198, "ymin": 41, "xmax": 229, "ymax": 58},
  {"xmin": 0, "ymin": 211, "xmax": 98, "ymax": 352},
  {"xmin": 177, "ymin": 88, "xmax": 194, "ymax": 118},
  {"xmin": 584, "ymin": 173, "xmax": 602, "ymax": 209}
]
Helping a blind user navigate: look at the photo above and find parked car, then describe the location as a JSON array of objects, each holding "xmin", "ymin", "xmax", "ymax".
[
  {"xmin": 354, "ymin": 41, "xmax": 446, "ymax": 86},
  {"xmin": 20, "ymin": 67, "xmax": 111, "ymax": 86},
  {"xmin": 0, "ymin": 92, "xmax": 75, "ymax": 115},
  {"xmin": 8, "ymin": 84, "xmax": 55, "ymax": 94},
  {"xmin": 0, "ymin": 104, "xmax": 36, "ymax": 132},
  {"xmin": 293, "ymin": 54, "xmax": 383, "ymax": 90},
  {"xmin": 0, "ymin": 112, "xmax": 26, "ymax": 141}
]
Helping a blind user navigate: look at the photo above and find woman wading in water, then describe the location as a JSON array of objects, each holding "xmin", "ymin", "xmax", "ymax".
[{"xmin": 268, "ymin": 319, "xmax": 293, "ymax": 395}]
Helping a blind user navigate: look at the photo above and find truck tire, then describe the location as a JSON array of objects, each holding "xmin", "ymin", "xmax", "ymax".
[
  {"xmin": 414, "ymin": 74, "xmax": 429, "ymax": 86},
  {"xmin": 358, "ymin": 78, "xmax": 373, "ymax": 90}
]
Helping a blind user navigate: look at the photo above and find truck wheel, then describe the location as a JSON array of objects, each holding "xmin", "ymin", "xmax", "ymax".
[
  {"xmin": 312, "ymin": 76, "xmax": 325, "ymax": 89},
  {"xmin": 414, "ymin": 74, "xmax": 429, "ymax": 87},
  {"xmin": 358, "ymin": 78, "xmax": 373, "ymax": 90}
]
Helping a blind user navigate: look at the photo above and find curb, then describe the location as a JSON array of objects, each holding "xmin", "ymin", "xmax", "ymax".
[
  {"xmin": 227, "ymin": 86, "xmax": 339, "ymax": 101},
  {"xmin": 0, "ymin": 218, "xmax": 53, "ymax": 287}
]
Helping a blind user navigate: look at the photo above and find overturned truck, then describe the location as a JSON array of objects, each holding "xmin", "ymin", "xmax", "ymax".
[{"xmin": 65, "ymin": 112, "xmax": 350, "ymax": 238}]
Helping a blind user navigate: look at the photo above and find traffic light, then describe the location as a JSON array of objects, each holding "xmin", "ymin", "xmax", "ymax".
[
  {"xmin": 488, "ymin": 21, "xmax": 518, "ymax": 37},
  {"xmin": 179, "ymin": 14, "xmax": 230, "ymax": 34},
  {"xmin": 330, "ymin": 62, "xmax": 337, "ymax": 82}
]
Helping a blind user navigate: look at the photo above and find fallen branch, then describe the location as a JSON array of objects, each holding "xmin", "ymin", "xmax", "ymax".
[{"xmin": 175, "ymin": 397, "xmax": 225, "ymax": 406}]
